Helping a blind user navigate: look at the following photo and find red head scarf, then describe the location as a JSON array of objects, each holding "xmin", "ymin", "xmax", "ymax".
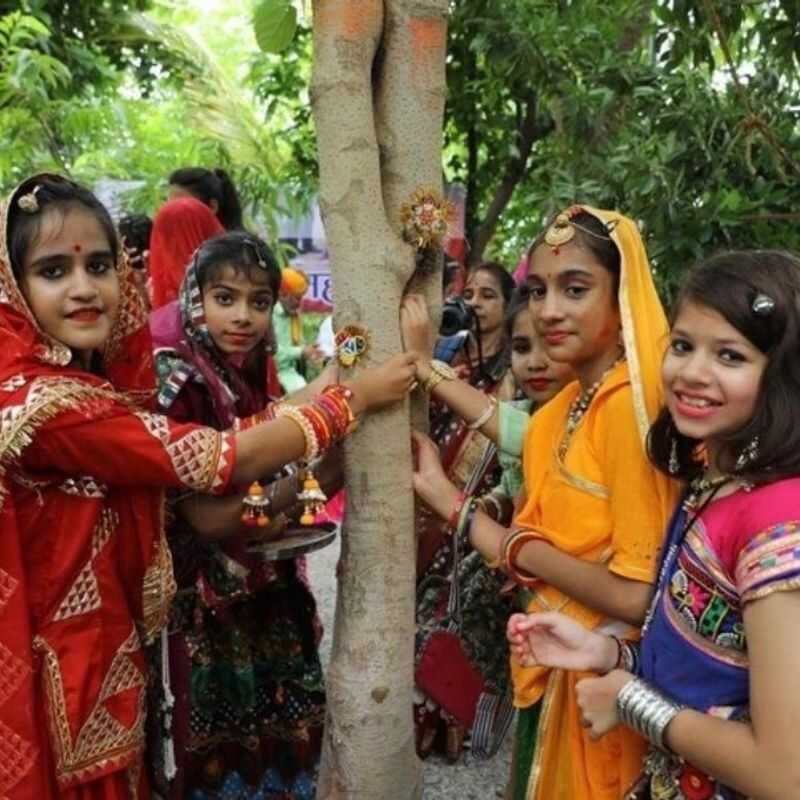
[
  {"xmin": 148, "ymin": 196, "xmax": 223, "ymax": 309},
  {"xmin": 0, "ymin": 175, "xmax": 173, "ymax": 797}
]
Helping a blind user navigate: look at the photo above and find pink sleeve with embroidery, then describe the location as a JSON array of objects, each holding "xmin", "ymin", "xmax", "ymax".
[
  {"xmin": 735, "ymin": 519, "xmax": 800, "ymax": 604},
  {"xmin": 22, "ymin": 407, "xmax": 235, "ymax": 494}
]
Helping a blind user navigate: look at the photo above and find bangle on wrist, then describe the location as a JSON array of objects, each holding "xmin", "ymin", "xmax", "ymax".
[
  {"xmin": 455, "ymin": 496, "xmax": 479, "ymax": 545},
  {"xmin": 447, "ymin": 491, "xmax": 468, "ymax": 530},
  {"xmin": 466, "ymin": 395, "xmax": 498, "ymax": 430},
  {"xmin": 504, "ymin": 528, "xmax": 548, "ymax": 588},
  {"xmin": 616, "ymin": 677, "xmax": 683, "ymax": 751},
  {"xmin": 423, "ymin": 359, "xmax": 457, "ymax": 393}
]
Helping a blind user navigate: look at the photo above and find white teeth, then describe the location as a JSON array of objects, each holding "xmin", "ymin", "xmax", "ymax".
[{"xmin": 679, "ymin": 394, "xmax": 713, "ymax": 408}]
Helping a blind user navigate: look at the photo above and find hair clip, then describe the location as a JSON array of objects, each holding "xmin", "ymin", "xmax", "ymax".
[
  {"xmin": 752, "ymin": 293, "xmax": 775, "ymax": 316},
  {"xmin": 17, "ymin": 185, "xmax": 41, "ymax": 214},
  {"xmin": 245, "ymin": 238, "xmax": 267, "ymax": 270}
]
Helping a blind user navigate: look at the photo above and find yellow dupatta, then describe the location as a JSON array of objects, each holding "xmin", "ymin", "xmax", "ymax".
[{"xmin": 511, "ymin": 206, "xmax": 679, "ymax": 800}]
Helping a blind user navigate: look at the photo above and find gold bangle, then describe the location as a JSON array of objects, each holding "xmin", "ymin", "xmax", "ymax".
[
  {"xmin": 466, "ymin": 395, "xmax": 498, "ymax": 430},
  {"xmin": 422, "ymin": 359, "xmax": 457, "ymax": 393}
]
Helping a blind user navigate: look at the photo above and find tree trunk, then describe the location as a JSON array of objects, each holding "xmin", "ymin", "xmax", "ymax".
[{"xmin": 310, "ymin": 2, "xmax": 448, "ymax": 797}]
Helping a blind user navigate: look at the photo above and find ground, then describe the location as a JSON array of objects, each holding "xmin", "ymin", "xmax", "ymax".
[{"xmin": 307, "ymin": 531, "xmax": 513, "ymax": 799}]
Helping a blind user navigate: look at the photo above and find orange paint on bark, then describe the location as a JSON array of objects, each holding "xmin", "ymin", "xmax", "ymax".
[
  {"xmin": 316, "ymin": 0, "xmax": 382, "ymax": 40},
  {"xmin": 408, "ymin": 16, "xmax": 445, "ymax": 54}
]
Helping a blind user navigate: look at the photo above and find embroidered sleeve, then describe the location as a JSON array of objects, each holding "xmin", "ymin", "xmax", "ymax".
[
  {"xmin": 735, "ymin": 521, "xmax": 800, "ymax": 604},
  {"xmin": 20, "ymin": 406, "xmax": 236, "ymax": 495}
]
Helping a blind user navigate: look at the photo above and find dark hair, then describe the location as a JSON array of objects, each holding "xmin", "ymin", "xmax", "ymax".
[
  {"xmin": 117, "ymin": 213, "xmax": 152, "ymax": 268},
  {"xmin": 529, "ymin": 209, "xmax": 621, "ymax": 294},
  {"xmin": 168, "ymin": 167, "xmax": 243, "ymax": 230},
  {"xmin": 648, "ymin": 250, "xmax": 800, "ymax": 485},
  {"xmin": 504, "ymin": 286, "xmax": 531, "ymax": 337},
  {"xmin": 467, "ymin": 261, "xmax": 516, "ymax": 306},
  {"xmin": 194, "ymin": 231, "xmax": 281, "ymax": 299},
  {"xmin": 9, "ymin": 174, "xmax": 119, "ymax": 280}
]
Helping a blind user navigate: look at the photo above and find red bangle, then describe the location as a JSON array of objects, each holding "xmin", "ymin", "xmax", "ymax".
[
  {"xmin": 504, "ymin": 529, "xmax": 548, "ymax": 588},
  {"xmin": 447, "ymin": 491, "xmax": 468, "ymax": 530}
]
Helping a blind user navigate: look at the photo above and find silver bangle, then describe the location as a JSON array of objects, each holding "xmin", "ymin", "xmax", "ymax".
[{"xmin": 616, "ymin": 677, "xmax": 682, "ymax": 751}]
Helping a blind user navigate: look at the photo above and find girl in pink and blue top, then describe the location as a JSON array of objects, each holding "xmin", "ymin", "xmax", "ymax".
[{"xmin": 509, "ymin": 250, "xmax": 800, "ymax": 799}]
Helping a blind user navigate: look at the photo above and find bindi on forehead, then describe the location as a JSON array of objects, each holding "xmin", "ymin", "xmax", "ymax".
[{"xmin": 73, "ymin": 244, "xmax": 82, "ymax": 253}]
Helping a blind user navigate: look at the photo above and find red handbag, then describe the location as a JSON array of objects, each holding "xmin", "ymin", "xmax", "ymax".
[{"xmin": 414, "ymin": 628, "xmax": 485, "ymax": 728}]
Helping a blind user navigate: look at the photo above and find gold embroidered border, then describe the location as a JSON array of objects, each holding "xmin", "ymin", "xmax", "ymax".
[
  {"xmin": 33, "ymin": 627, "xmax": 146, "ymax": 786},
  {"xmin": 525, "ymin": 668, "xmax": 563, "ymax": 800}
]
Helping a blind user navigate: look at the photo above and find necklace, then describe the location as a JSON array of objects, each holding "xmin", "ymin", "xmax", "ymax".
[
  {"xmin": 683, "ymin": 473, "xmax": 732, "ymax": 510},
  {"xmin": 558, "ymin": 356, "xmax": 625, "ymax": 460}
]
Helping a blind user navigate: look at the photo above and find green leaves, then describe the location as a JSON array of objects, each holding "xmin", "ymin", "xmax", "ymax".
[{"xmin": 253, "ymin": 0, "xmax": 298, "ymax": 54}]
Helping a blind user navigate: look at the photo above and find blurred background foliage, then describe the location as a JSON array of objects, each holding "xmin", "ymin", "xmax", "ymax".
[{"xmin": 0, "ymin": 0, "xmax": 798, "ymax": 293}]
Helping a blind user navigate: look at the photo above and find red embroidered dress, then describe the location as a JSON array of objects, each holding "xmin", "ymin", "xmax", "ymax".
[{"xmin": 0, "ymin": 178, "xmax": 235, "ymax": 799}]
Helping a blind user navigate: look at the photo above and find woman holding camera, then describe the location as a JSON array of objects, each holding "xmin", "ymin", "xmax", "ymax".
[{"xmin": 413, "ymin": 261, "xmax": 516, "ymax": 761}]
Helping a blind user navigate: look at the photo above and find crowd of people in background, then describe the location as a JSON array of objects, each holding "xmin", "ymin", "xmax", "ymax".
[{"xmin": 0, "ymin": 167, "xmax": 799, "ymax": 800}]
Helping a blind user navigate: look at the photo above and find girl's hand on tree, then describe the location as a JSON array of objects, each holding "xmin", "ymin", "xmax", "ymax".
[
  {"xmin": 575, "ymin": 670, "xmax": 632, "ymax": 740},
  {"xmin": 411, "ymin": 431, "xmax": 460, "ymax": 518},
  {"xmin": 346, "ymin": 352, "xmax": 416, "ymax": 413},
  {"xmin": 400, "ymin": 294, "xmax": 436, "ymax": 380},
  {"xmin": 506, "ymin": 612, "xmax": 619, "ymax": 672}
]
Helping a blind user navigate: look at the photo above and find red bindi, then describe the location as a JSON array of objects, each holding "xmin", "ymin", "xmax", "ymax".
[{"xmin": 73, "ymin": 244, "xmax": 82, "ymax": 253}]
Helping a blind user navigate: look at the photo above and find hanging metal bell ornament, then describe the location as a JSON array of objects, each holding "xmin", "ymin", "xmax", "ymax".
[
  {"xmin": 298, "ymin": 467, "xmax": 328, "ymax": 526},
  {"xmin": 241, "ymin": 481, "xmax": 270, "ymax": 528}
]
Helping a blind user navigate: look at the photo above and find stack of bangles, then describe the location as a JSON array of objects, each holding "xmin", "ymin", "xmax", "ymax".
[
  {"xmin": 485, "ymin": 527, "xmax": 549, "ymax": 587},
  {"xmin": 274, "ymin": 385, "xmax": 358, "ymax": 461},
  {"xmin": 616, "ymin": 677, "xmax": 683, "ymax": 751}
]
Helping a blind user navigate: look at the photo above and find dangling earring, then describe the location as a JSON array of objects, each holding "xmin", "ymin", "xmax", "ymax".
[
  {"xmin": 668, "ymin": 437, "xmax": 680, "ymax": 475},
  {"xmin": 735, "ymin": 436, "xmax": 759, "ymax": 471}
]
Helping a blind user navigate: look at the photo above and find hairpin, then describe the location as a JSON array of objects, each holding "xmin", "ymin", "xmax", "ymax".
[
  {"xmin": 246, "ymin": 238, "xmax": 267, "ymax": 270},
  {"xmin": 17, "ymin": 185, "xmax": 41, "ymax": 214},
  {"xmin": 752, "ymin": 293, "xmax": 775, "ymax": 316}
]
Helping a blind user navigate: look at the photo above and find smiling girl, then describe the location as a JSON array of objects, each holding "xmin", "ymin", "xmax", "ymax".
[
  {"xmin": 0, "ymin": 174, "xmax": 414, "ymax": 799},
  {"xmin": 509, "ymin": 250, "xmax": 800, "ymax": 799},
  {"xmin": 412, "ymin": 206, "xmax": 678, "ymax": 798}
]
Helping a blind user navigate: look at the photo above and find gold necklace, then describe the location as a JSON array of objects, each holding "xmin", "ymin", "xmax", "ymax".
[{"xmin": 558, "ymin": 356, "xmax": 625, "ymax": 460}]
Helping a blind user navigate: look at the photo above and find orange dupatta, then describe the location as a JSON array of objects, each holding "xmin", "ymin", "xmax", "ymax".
[{"xmin": 511, "ymin": 207, "xmax": 679, "ymax": 800}]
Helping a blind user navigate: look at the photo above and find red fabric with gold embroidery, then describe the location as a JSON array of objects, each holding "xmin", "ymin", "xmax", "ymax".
[{"xmin": 0, "ymin": 176, "xmax": 235, "ymax": 799}]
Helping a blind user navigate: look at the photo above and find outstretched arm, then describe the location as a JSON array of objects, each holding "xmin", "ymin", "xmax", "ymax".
[
  {"xmin": 401, "ymin": 294, "xmax": 502, "ymax": 444},
  {"xmin": 412, "ymin": 430, "xmax": 652, "ymax": 624}
]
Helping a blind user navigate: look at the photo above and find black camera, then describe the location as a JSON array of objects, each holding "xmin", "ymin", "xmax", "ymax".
[{"xmin": 439, "ymin": 296, "xmax": 475, "ymax": 337}]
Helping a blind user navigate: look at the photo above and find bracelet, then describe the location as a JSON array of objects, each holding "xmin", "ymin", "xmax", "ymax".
[
  {"xmin": 455, "ymin": 496, "xmax": 479, "ymax": 546},
  {"xmin": 447, "ymin": 491, "xmax": 468, "ymax": 530},
  {"xmin": 616, "ymin": 677, "xmax": 683, "ymax": 751},
  {"xmin": 276, "ymin": 405, "xmax": 321, "ymax": 461},
  {"xmin": 615, "ymin": 638, "xmax": 640, "ymax": 674},
  {"xmin": 422, "ymin": 359, "xmax": 457, "ymax": 393},
  {"xmin": 504, "ymin": 528, "xmax": 548, "ymax": 588},
  {"xmin": 466, "ymin": 395, "xmax": 498, "ymax": 430}
]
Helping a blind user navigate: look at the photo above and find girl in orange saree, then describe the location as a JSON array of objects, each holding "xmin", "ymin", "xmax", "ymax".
[
  {"xmin": 413, "ymin": 206, "xmax": 678, "ymax": 799},
  {"xmin": 0, "ymin": 174, "xmax": 414, "ymax": 799}
]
